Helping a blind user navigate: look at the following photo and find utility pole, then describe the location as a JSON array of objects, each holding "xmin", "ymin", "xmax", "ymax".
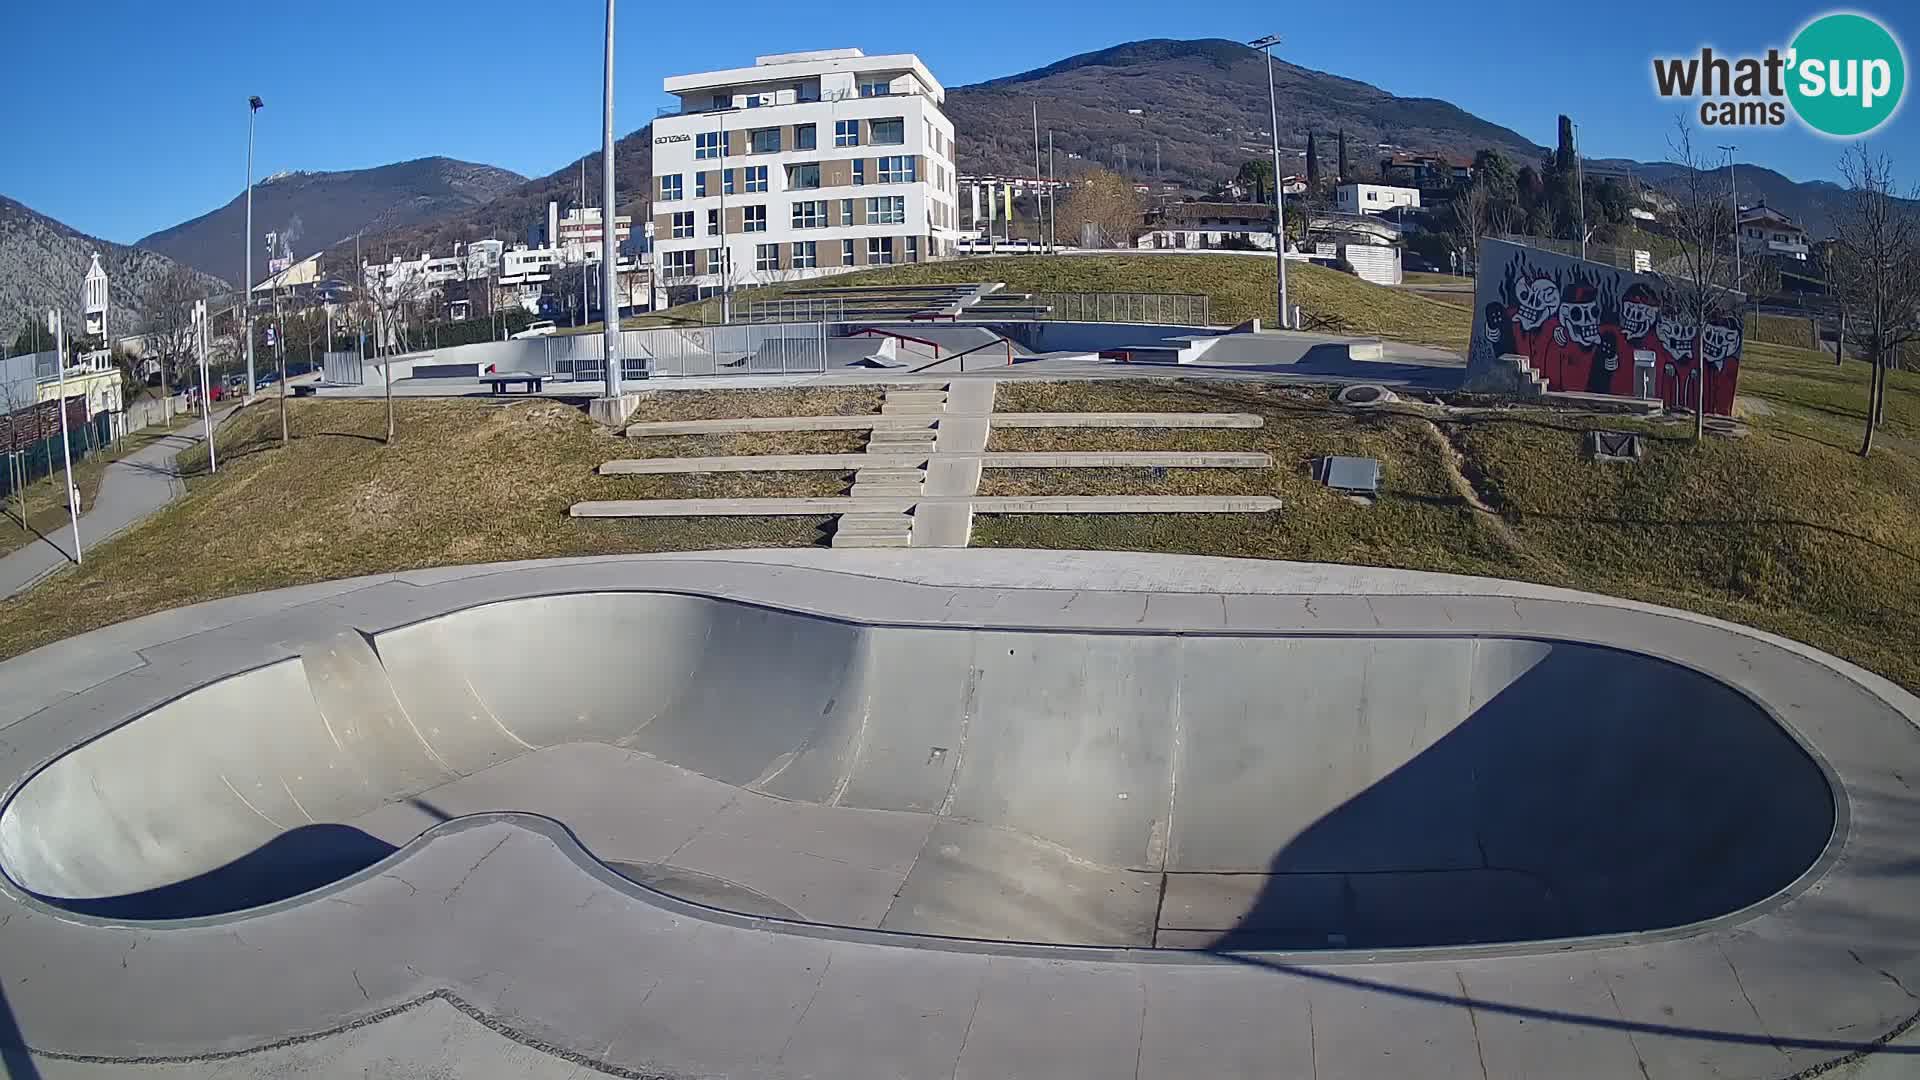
[
  {"xmin": 718, "ymin": 109, "xmax": 730, "ymax": 322},
  {"xmin": 1719, "ymin": 144, "xmax": 1742, "ymax": 286},
  {"xmin": 244, "ymin": 95, "xmax": 263, "ymax": 397},
  {"xmin": 194, "ymin": 300, "xmax": 216, "ymax": 474},
  {"xmin": 600, "ymin": 0, "xmax": 627, "ymax": 393},
  {"xmin": 1572, "ymin": 119, "xmax": 1587, "ymax": 260},
  {"xmin": 48, "ymin": 309, "xmax": 80, "ymax": 564},
  {"xmin": 580, "ymin": 159, "xmax": 589, "ymax": 327},
  {"xmin": 1047, "ymin": 130, "xmax": 1056, "ymax": 252},
  {"xmin": 1250, "ymin": 34, "xmax": 1289, "ymax": 328},
  {"xmin": 1032, "ymin": 103, "xmax": 1042, "ymax": 247}
]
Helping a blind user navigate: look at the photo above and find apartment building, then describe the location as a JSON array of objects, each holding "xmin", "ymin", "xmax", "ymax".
[{"xmin": 650, "ymin": 48, "xmax": 961, "ymax": 290}]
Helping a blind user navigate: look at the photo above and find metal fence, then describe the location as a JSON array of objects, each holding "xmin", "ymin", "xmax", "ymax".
[
  {"xmin": 558, "ymin": 322, "xmax": 830, "ymax": 380},
  {"xmin": 1034, "ymin": 292, "xmax": 1211, "ymax": 326},
  {"xmin": 321, "ymin": 350, "xmax": 364, "ymax": 386},
  {"xmin": 1490, "ymin": 235, "xmax": 1652, "ymax": 274},
  {"xmin": 741, "ymin": 297, "xmax": 848, "ymax": 324}
]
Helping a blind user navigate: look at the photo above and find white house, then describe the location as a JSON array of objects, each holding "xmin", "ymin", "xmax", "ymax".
[
  {"xmin": 1738, "ymin": 203, "xmax": 1809, "ymax": 261},
  {"xmin": 1336, "ymin": 183, "xmax": 1420, "ymax": 216}
]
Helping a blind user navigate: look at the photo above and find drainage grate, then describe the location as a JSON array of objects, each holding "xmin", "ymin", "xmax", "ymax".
[
  {"xmin": 1318, "ymin": 456, "xmax": 1381, "ymax": 493},
  {"xmin": 1586, "ymin": 430, "xmax": 1645, "ymax": 463}
]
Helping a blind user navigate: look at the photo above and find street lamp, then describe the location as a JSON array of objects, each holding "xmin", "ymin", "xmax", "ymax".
[
  {"xmin": 1248, "ymin": 34, "xmax": 1289, "ymax": 329},
  {"xmin": 245, "ymin": 95, "xmax": 263, "ymax": 398},
  {"xmin": 600, "ymin": 0, "xmax": 630, "ymax": 392},
  {"xmin": 1718, "ymin": 144, "xmax": 1741, "ymax": 285}
]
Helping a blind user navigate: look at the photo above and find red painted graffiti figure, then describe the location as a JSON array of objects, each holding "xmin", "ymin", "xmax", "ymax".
[
  {"xmin": 1655, "ymin": 309, "xmax": 1700, "ymax": 412},
  {"xmin": 1700, "ymin": 315, "xmax": 1743, "ymax": 416},
  {"xmin": 1509, "ymin": 275, "xmax": 1563, "ymax": 385}
]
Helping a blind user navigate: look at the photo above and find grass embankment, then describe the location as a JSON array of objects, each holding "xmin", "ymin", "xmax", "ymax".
[
  {"xmin": 624, "ymin": 255, "xmax": 1476, "ymax": 352},
  {"xmin": 0, "ymin": 423, "xmax": 185, "ymax": 560},
  {"xmin": 976, "ymin": 376, "xmax": 1920, "ymax": 693},
  {"xmin": 0, "ymin": 392, "xmax": 886, "ymax": 659}
]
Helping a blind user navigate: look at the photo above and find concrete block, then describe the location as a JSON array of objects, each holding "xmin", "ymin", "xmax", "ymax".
[{"xmin": 587, "ymin": 393, "xmax": 642, "ymax": 427}]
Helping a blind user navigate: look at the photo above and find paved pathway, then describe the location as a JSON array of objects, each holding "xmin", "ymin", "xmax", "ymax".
[{"xmin": 0, "ymin": 411, "xmax": 227, "ymax": 598}]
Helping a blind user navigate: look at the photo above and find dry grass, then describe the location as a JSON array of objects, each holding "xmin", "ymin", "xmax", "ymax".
[
  {"xmin": 0, "ymin": 424, "xmax": 180, "ymax": 559},
  {"xmin": 0, "ymin": 398, "xmax": 833, "ymax": 661},
  {"xmin": 629, "ymin": 386, "xmax": 886, "ymax": 422}
]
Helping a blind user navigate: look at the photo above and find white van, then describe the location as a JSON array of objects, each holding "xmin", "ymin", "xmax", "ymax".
[{"xmin": 510, "ymin": 321, "xmax": 558, "ymax": 339}]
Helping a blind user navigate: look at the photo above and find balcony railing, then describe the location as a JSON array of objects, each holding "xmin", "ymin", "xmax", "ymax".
[{"xmin": 655, "ymin": 86, "xmax": 927, "ymax": 118}]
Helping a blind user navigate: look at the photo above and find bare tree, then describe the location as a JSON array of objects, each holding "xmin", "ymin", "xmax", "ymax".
[
  {"xmin": 1830, "ymin": 145, "xmax": 1920, "ymax": 458},
  {"xmin": 366, "ymin": 261, "xmax": 427, "ymax": 443},
  {"xmin": 1452, "ymin": 180, "xmax": 1491, "ymax": 269},
  {"xmin": 138, "ymin": 267, "xmax": 206, "ymax": 431},
  {"xmin": 1660, "ymin": 119, "xmax": 1743, "ymax": 443},
  {"xmin": 1055, "ymin": 168, "xmax": 1144, "ymax": 249}
]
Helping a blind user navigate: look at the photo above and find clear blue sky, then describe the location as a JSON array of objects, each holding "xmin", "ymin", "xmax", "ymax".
[{"xmin": 3, "ymin": 0, "xmax": 1912, "ymax": 244}]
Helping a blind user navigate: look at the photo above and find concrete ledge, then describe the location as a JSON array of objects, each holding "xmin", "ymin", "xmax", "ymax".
[
  {"xmin": 571, "ymin": 495, "xmax": 1284, "ymax": 517},
  {"xmin": 588, "ymin": 393, "xmax": 643, "ymax": 427},
  {"xmin": 992, "ymin": 412, "xmax": 1263, "ymax": 429},
  {"xmin": 600, "ymin": 452, "xmax": 1271, "ymax": 475}
]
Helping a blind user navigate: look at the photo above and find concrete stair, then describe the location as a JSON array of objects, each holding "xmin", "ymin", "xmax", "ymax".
[{"xmin": 832, "ymin": 512, "xmax": 915, "ymax": 548}]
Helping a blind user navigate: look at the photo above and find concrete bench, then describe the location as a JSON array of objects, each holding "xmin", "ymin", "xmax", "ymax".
[{"xmin": 484, "ymin": 372, "xmax": 543, "ymax": 394}]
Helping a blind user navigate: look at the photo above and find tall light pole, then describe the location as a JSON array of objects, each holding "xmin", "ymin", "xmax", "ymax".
[
  {"xmin": 600, "ymin": 0, "xmax": 627, "ymax": 392},
  {"xmin": 717, "ymin": 109, "xmax": 729, "ymax": 323},
  {"xmin": 1719, "ymin": 144, "xmax": 1741, "ymax": 285},
  {"xmin": 244, "ymin": 96, "xmax": 263, "ymax": 397},
  {"xmin": 48, "ymin": 309, "xmax": 80, "ymax": 564},
  {"xmin": 1249, "ymin": 34, "xmax": 1288, "ymax": 329},
  {"xmin": 1572, "ymin": 118, "xmax": 1587, "ymax": 260}
]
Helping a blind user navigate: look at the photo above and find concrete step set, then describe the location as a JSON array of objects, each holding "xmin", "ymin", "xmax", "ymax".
[{"xmin": 573, "ymin": 381, "xmax": 1282, "ymax": 546}]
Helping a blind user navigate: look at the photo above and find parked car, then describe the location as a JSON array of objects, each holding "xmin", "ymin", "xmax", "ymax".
[{"xmin": 511, "ymin": 321, "xmax": 558, "ymax": 339}]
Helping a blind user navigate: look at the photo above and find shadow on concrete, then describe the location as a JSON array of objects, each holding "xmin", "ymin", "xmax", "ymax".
[
  {"xmin": 0, "ymin": 980, "xmax": 40, "ymax": 1079},
  {"xmin": 38, "ymin": 824, "xmax": 396, "ymax": 921},
  {"xmin": 1199, "ymin": 646, "xmax": 1920, "ymax": 1059},
  {"xmin": 1204, "ymin": 645, "xmax": 1833, "ymax": 952}
]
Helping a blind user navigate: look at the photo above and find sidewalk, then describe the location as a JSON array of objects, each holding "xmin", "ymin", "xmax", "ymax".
[{"xmin": 0, "ymin": 408, "xmax": 232, "ymax": 598}]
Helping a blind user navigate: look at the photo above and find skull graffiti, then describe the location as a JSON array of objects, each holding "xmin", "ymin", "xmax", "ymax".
[
  {"xmin": 1702, "ymin": 318, "xmax": 1742, "ymax": 367},
  {"xmin": 1620, "ymin": 284, "xmax": 1660, "ymax": 339},
  {"xmin": 1657, "ymin": 311, "xmax": 1697, "ymax": 360},
  {"xmin": 1516, "ymin": 276, "xmax": 1560, "ymax": 331},
  {"xmin": 1558, "ymin": 285, "xmax": 1601, "ymax": 347}
]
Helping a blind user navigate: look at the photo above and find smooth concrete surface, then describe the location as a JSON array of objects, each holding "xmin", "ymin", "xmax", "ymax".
[
  {"xmin": 0, "ymin": 551, "xmax": 1916, "ymax": 1079},
  {"xmin": 625, "ymin": 411, "xmax": 1263, "ymax": 437}
]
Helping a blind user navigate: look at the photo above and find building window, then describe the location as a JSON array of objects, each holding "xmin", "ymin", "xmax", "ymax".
[
  {"xmin": 795, "ymin": 124, "xmax": 816, "ymax": 151},
  {"xmin": 756, "ymin": 243, "xmax": 780, "ymax": 272},
  {"xmin": 792, "ymin": 201, "xmax": 826, "ymax": 229},
  {"xmin": 867, "ymin": 196, "xmax": 905, "ymax": 225},
  {"xmin": 835, "ymin": 119, "xmax": 859, "ymax": 147},
  {"xmin": 870, "ymin": 117, "xmax": 904, "ymax": 145},
  {"xmin": 792, "ymin": 241, "xmax": 817, "ymax": 269},
  {"xmin": 695, "ymin": 132, "xmax": 723, "ymax": 160},
  {"xmin": 750, "ymin": 127, "xmax": 781, "ymax": 153},
  {"xmin": 743, "ymin": 205, "xmax": 767, "ymax": 233},
  {"xmin": 842, "ymin": 239, "xmax": 856, "ymax": 264},
  {"xmin": 710, "ymin": 94, "xmax": 730, "ymax": 110},
  {"xmin": 722, "ymin": 168, "xmax": 735, "ymax": 195},
  {"xmin": 841, "ymin": 198, "xmax": 855, "ymax": 225},
  {"xmin": 745, "ymin": 94, "xmax": 766, "ymax": 107},
  {"xmin": 659, "ymin": 174, "xmax": 682, "ymax": 201},
  {"xmin": 859, "ymin": 80, "xmax": 890, "ymax": 98},
  {"xmin": 745, "ymin": 165, "xmax": 768, "ymax": 192},
  {"xmin": 787, "ymin": 163, "xmax": 820, "ymax": 189},
  {"xmin": 707, "ymin": 209, "xmax": 720, "ymax": 235},
  {"xmin": 853, "ymin": 159, "xmax": 865, "ymax": 185},
  {"xmin": 671, "ymin": 211, "xmax": 694, "ymax": 238},
  {"xmin": 867, "ymin": 236, "xmax": 894, "ymax": 264},
  {"xmin": 878, "ymin": 156, "xmax": 914, "ymax": 183},
  {"xmin": 906, "ymin": 236, "xmax": 919, "ymax": 262},
  {"xmin": 663, "ymin": 250, "xmax": 696, "ymax": 278},
  {"xmin": 696, "ymin": 172, "xmax": 708, "ymax": 198},
  {"xmin": 707, "ymin": 247, "xmax": 729, "ymax": 274}
]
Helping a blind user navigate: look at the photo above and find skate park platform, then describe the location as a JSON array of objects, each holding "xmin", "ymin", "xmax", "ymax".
[{"xmin": 1, "ymin": 550, "xmax": 1917, "ymax": 1078}]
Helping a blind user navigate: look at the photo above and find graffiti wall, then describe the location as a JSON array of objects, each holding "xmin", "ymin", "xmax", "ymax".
[{"xmin": 1467, "ymin": 239, "xmax": 1742, "ymax": 415}]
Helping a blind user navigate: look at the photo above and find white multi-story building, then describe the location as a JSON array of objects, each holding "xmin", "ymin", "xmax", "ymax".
[
  {"xmin": 650, "ymin": 48, "xmax": 961, "ymax": 291},
  {"xmin": 1336, "ymin": 183, "xmax": 1421, "ymax": 216}
]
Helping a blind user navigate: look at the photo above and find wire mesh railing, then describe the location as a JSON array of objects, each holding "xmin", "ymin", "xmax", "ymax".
[
  {"xmin": 559, "ymin": 322, "xmax": 830, "ymax": 379},
  {"xmin": 740, "ymin": 297, "xmax": 847, "ymax": 324},
  {"xmin": 1033, "ymin": 292, "xmax": 1212, "ymax": 326}
]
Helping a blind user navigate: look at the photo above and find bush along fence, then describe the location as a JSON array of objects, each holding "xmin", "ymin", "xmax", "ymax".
[{"xmin": 2, "ymin": 398, "xmax": 125, "ymax": 502}]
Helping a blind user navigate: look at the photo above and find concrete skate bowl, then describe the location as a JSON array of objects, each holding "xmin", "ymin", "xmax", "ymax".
[{"xmin": 0, "ymin": 592, "xmax": 1836, "ymax": 953}]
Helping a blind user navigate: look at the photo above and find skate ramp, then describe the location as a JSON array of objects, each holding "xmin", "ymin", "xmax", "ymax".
[{"xmin": 0, "ymin": 592, "xmax": 1834, "ymax": 949}]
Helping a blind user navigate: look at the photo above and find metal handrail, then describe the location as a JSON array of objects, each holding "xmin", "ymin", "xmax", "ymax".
[{"xmin": 848, "ymin": 326, "xmax": 941, "ymax": 357}]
